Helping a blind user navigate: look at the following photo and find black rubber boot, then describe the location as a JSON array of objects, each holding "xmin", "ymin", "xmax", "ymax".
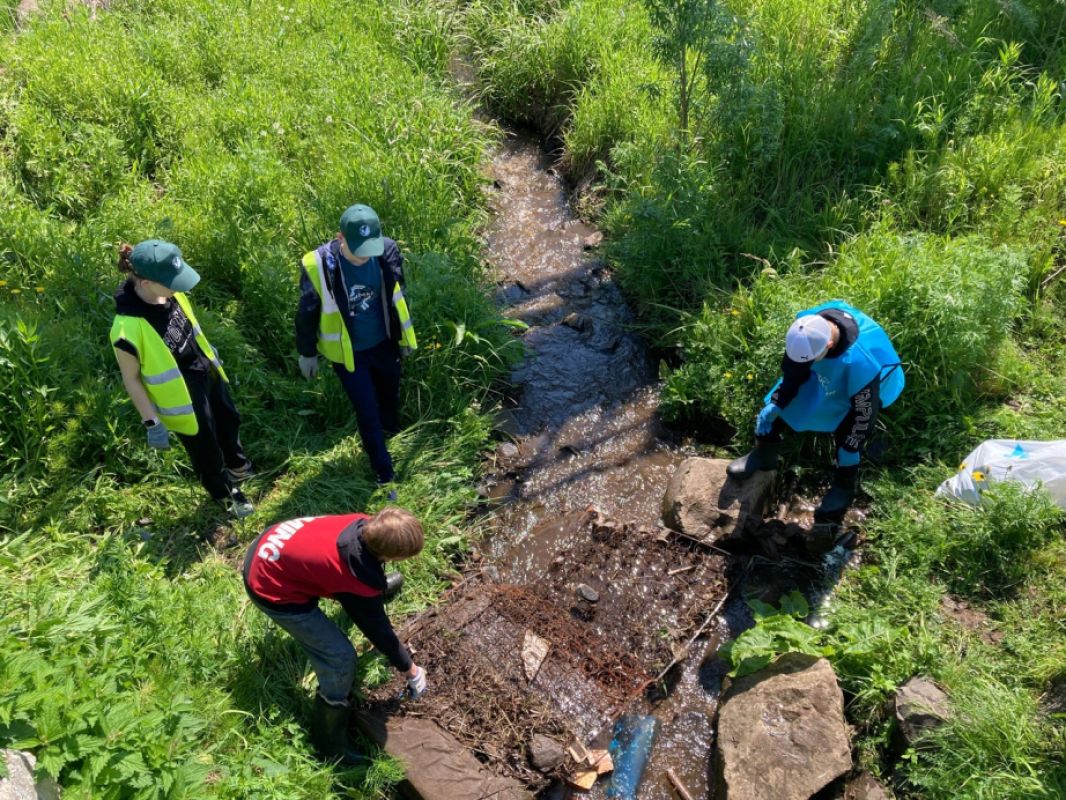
[
  {"xmin": 726, "ymin": 440, "xmax": 784, "ymax": 480},
  {"xmin": 309, "ymin": 696, "xmax": 371, "ymax": 768},
  {"xmin": 383, "ymin": 571, "xmax": 403, "ymax": 601},
  {"xmin": 814, "ymin": 466, "xmax": 859, "ymax": 524}
]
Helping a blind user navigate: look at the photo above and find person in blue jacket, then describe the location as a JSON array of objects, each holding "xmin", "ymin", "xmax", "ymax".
[{"xmin": 727, "ymin": 301, "xmax": 904, "ymax": 522}]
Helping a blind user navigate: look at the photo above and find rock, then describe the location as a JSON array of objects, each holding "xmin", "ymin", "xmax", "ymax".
[
  {"xmin": 496, "ymin": 442, "xmax": 520, "ymax": 460},
  {"xmin": 843, "ymin": 771, "xmax": 892, "ymax": 800},
  {"xmin": 529, "ymin": 734, "xmax": 567, "ymax": 772},
  {"xmin": 894, "ymin": 677, "xmax": 952, "ymax": 748},
  {"xmin": 583, "ymin": 231, "xmax": 604, "ymax": 250},
  {"xmin": 662, "ymin": 457, "xmax": 775, "ymax": 543},
  {"xmin": 575, "ymin": 584, "xmax": 599, "ymax": 603},
  {"xmin": 0, "ymin": 749, "xmax": 59, "ymax": 800},
  {"xmin": 715, "ymin": 653, "xmax": 852, "ymax": 800},
  {"xmin": 561, "ymin": 312, "xmax": 592, "ymax": 332},
  {"xmin": 1040, "ymin": 676, "xmax": 1066, "ymax": 717}
]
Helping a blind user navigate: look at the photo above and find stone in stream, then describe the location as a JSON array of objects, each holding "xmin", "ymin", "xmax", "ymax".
[
  {"xmin": 893, "ymin": 677, "xmax": 952, "ymax": 749},
  {"xmin": 844, "ymin": 771, "xmax": 893, "ymax": 800},
  {"xmin": 661, "ymin": 457, "xmax": 775, "ymax": 543},
  {"xmin": 714, "ymin": 653, "xmax": 852, "ymax": 800}
]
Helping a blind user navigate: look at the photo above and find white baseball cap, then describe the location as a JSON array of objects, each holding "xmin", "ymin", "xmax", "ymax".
[{"xmin": 786, "ymin": 314, "xmax": 833, "ymax": 362}]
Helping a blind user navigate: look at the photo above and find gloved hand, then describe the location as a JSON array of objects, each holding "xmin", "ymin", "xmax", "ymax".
[
  {"xmin": 836, "ymin": 447, "xmax": 861, "ymax": 468},
  {"xmin": 298, "ymin": 355, "xmax": 319, "ymax": 380},
  {"xmin": 405, "ymin": 665, "xmax": 427, "ymax": 700},
  {"xmin": 146, "ymin": 421, "xmax": 169, "ymax": 450},
  {"xmin": 755, "ymin": 403, "xmax": 781, "ymax": 436}
]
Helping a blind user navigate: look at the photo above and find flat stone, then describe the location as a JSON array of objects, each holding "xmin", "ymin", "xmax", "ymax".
[
  {"xmin": 661, "ymin": 457, "xmax": 775, "ymax": 543},
  {"xmin": 844, "ymin": 771, "xmax": 892, "ymax": 800},
  {"xmin": 894, "ymin": 677, "xmax": 952, "ymax": 747},
  {"xmin": 575, "ymin": 584, "xmax": 599, "ymax": 603},
  {"xmin": 715, "ymin": 653, "xmax": 852, "ymax": 800},
  {"xmin": 353, "ymin": 709, "xmax": 533, "ymax": 800},
  {"xmin": 529, "ymin": 734, "xmax": 567, "ymax": 772}
]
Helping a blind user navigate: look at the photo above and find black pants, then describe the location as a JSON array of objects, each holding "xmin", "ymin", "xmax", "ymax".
[
  {"xmin": 176, "ymin": 369, "xmax": 249, "ymax": 500},
  {"xmin": 331, "ymin": 340, "xmax": 402, "ymax": 483}
]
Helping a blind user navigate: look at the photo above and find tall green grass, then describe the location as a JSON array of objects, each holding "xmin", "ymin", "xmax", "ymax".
[{"xmin": 0, "ymin": 1, "xmax": 515, "ymax": 796}]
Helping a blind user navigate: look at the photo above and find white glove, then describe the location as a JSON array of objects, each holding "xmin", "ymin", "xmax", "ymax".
[
  {"xmin": 406, "ymin": 665, "xmax": 427, "ymax": 700},
  {"xmin": 298, "ymin": 355, "xmax": 318, "ymax": 380}
]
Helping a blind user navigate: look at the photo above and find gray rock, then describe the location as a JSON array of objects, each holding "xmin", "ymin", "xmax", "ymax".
[
  {"xmin": 895, "ymin": 677, "xmax": 952, "ymax": 747},
  {"xmin": 529, "ymin": 734, "xmax": 567, "ymax": 772},
  {"xmin": 661, "ymin": 457, "xmax": 775, "ymax": 543},
  {"xmin": 715, "ymin": 653, "xmax": 852, "ymax": 800},
  {"xmin": 844, "ymin": 771, "xmax": 892, "ymax": 800},
  {"xmin": 0, "ymin": 749, "xmax": 59, "ymax": 800},
  {"xmin": 497, "ymin": 442, "xmax": 520, "ymax": 460},
  {"xmin": 575, "ymin": 584, "xmax": 599, "ymax": 603}
]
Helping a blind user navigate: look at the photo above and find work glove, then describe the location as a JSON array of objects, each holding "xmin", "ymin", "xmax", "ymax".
[
  {"xmin": 836, "ymin": 447, "xmax": 861, "ymax": 468},
  {"xmin": 298, "ymin": 355, "xmax": 319, "ymax": 380},
  {"xmin": 405, "ymin": 665, "xmax": 427, "ymax": 700},
  {"xmin": 146, "ymin": 421, "xmax": 170, "ymax": 450},
  {"xmin": 755, "ymin": 403, "xmax": 782, "ymax": 437}
]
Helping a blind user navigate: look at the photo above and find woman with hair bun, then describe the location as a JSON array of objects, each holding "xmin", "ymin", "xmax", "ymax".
[{"xmin": 110, "ymin": 239, "xmax": 255, "ymax": 518}]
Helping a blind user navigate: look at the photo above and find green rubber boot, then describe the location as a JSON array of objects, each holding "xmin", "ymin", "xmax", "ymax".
[{"xmin": 310, "ymin": 696, "xmax": 371, "ymax": 768}]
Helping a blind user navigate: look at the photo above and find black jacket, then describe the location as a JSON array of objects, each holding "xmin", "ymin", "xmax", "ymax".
[{"xmin": 294, "ymin": 237, "xmax": 407, "ymax": 359}]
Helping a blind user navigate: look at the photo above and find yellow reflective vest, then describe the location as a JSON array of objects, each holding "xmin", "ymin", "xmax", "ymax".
[
  {"xmin": 300, "ymin": 245, "xmax": 417, "ymax": 372},
  {"xmin": 110, "ymin": 293, "xmax": 226, "ymax": 435}
]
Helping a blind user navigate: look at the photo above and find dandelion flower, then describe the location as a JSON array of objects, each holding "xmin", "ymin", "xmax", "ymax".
[
  {"xmin": 35, "ymin": 286, "xmax": 44, "ymax": 293},
  {"xmin": 724, "ymin": 371, "xmax": 732, "ymax": 379},
  {"xmin": 0, "ymin": 280, "xmax": 7, "ymax": 287},
  {"xmin": 10, "ymin": 288, "xmax": 20, "ymax": 294},
  {"xmin": 1059, "ymin": 219, "xmax": 1066, "ymax": 226},
  {"xmin": 730, "ymin": 309, "xmax": 740, "ymax": 316},
  {"xmin": 746, "ymin": 372, "xmax": 754, "ymax": 380}
]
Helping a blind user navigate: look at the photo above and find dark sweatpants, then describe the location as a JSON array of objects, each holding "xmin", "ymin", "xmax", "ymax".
[
  {"xmin": 331, "ymin": 340, "xmax": 401, "ymax": 484},
  {"xmin": 175, "ymin": 369, "xmax": 250, "ymax": 500}
]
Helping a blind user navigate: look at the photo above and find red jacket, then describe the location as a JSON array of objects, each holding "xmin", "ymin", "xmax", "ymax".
[{"xmin": 245, "ymin": 513, "xmax": 382, "ymax": 605}]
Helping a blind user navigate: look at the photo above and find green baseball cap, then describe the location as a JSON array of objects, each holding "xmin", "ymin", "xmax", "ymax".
[
  {"xmin": 130, "ymin": 239, "xmax": 200, "ymax": 292},
  {"xmin": 339, "ymin": 204, "xmax": 385, "ymax": 258}
]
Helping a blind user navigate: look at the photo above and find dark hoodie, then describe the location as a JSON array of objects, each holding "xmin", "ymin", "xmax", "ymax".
[{"xmin": 112, "ymin": 279, "xmax": 210, "ymax": 375}]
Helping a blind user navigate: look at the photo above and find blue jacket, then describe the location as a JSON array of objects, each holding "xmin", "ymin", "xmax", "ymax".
[{"xmin": 766, "ymin": 300, "xmax": 904, "ymax": 432}]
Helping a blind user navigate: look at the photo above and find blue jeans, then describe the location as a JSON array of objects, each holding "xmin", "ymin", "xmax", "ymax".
[
  {"xmin": 332, "ymin": 340, "xmax": 401, "ymax": 483},
  {"xmin": 253, "ymin": 601, "xmax": 357, "ymax": 705}
]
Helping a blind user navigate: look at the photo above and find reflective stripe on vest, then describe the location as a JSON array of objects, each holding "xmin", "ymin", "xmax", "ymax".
[
  {"xmin": 391, "ymin": 285, "xmax": 418, "ymax": 350},
  {"xmin": 110, "ymin": 294, "xmax": 226, "ymax": 436}
]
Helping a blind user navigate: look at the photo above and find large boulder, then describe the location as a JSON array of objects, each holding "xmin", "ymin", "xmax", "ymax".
[
  {"xmin": 894, "ymin": 677, "xmax": 952, "ymax": 749},
  {"xmin": 661, "ymin": 457, "xmax": 775, "ymax": 543},
  {"xmin": 715, "ymin": 653, "xmax": 852, "ymax": 800}
]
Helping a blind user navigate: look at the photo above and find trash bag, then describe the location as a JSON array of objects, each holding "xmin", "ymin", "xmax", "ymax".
[{"xmin": 936, "ymin": 440, "xmax": 1066, "ymax": 509}]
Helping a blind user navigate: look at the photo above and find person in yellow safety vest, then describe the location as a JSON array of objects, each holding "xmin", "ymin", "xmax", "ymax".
[
  {"xmin": 111, "ymin": 240, "xmax": 255, "ymax": 518},
  {"xmin": 295, "ymin": 205, "xmax": 417, "ymax": 498}
]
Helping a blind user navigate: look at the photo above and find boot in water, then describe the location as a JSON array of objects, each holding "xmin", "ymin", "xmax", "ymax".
[
  {"xmin": 814, "ymin": 465, "xmax": 859, "ymax": 524},
  {"xmin": 726, "ymin": 439, "xmax": 783, "ymax": 480},
  {"xmin": 310, "ymin": 695, "xmax": 371, "ymax": 768}
]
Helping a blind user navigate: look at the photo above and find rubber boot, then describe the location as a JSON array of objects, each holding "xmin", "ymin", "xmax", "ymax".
[
  {"xmin": 383, "ymin": 571, "xmax": 403, "ymax": 601},
  {"xmin": 814, "ymin": 465, "xmax": 859, "ymax": 524},
  {"xmin": 309, "ymin": 696, "xmax": 371, "ymax": 768},
  {"xmin": 726, "ymin": 439, "xmax": 784, "ymax": 480}
]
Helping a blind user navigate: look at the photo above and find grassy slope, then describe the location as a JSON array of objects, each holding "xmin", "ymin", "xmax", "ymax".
[
  {"xmin": 442, "ymin": 0, "xmax": 1066, "ymax": 797},
  {"xmin": 0, "ymin": 1, "xmax": 515, "ymax": 797}
]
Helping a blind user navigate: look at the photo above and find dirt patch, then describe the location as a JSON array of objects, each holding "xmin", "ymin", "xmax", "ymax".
[
  {"xmin": 364, "ymin": 510, "xmax": 730, "ymax": 788},
  {"xmin": 939, "ymin": 595, "xmax": 1004, "ymax": 645}
]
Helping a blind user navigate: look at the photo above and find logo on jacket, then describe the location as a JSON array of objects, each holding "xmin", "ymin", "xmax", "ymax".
[{"xmin": 257, "ymin": 516, "xmax": 316, "ymax": 562}]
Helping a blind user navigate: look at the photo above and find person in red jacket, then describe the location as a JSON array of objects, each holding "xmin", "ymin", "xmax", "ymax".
[{"xmin": 243, "ymin": 507, "xmax": 427, "ymax": 766}]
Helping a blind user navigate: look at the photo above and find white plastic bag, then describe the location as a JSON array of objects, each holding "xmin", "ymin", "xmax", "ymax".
[{"xmin": 936, "ymin": 439, "xmax": 1066, "ymax": 509}]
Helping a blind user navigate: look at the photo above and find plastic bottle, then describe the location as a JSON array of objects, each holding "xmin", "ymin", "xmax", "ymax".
[{"xmin": 604, "ymin": 714, "xmax": 659, "ymax": 799}]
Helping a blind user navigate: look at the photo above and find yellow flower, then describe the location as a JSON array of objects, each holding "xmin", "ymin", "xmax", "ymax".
[
  {"xmin": 35, "ymin": 286, "xmax": 44, "ymax": 293},
  {"xmin": 730, "ymin": 309, "xmax": 740, "ymax": 316},
  {"xmin": 746, "ymin": 372, "xmax": 754, "ymax": 380},
  {"xmin": 10, "ymin": 288, "xmax": 20, "ymax": 294},
  {"xmin": 0, "ymin": 280, "xmax": 7, "ymax": 287},
  {"xmin": 972, "ymin": 470, "xmax": 986, "ymax": 482},
  {"xmin": 1058, "ymin": 219, "xmax": 1066, "ymax": 226},
  {"xmin": 724, "ymin": 371, "xmax": 733, "ymax": 379}
]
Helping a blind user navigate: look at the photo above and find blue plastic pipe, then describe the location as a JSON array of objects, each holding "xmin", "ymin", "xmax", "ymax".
[{"xmin": 604, "ymin": 714, "xmax": 659, "ymax": 799}]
